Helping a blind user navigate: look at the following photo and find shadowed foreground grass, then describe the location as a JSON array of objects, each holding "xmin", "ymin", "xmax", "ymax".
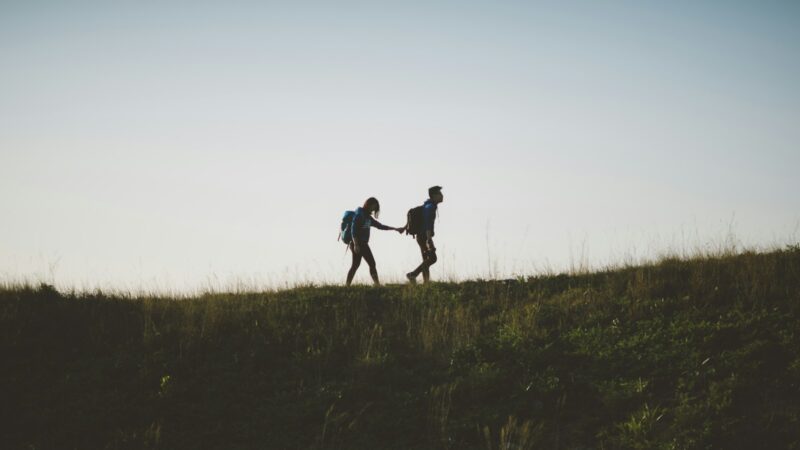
[{"xmin": 2, "ymin": 247, "xmax": 800, "ymax": 449}]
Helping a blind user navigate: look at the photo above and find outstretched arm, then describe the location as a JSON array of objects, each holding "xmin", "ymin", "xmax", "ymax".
[{"xmin": 371, "ymin": 219, "xmax": 404, "ymax": 233}]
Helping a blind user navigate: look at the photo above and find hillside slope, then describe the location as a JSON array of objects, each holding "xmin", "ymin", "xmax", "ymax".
[{"xmin": 2, "ymin": 248, "xmax": 799, "ymax": 449}]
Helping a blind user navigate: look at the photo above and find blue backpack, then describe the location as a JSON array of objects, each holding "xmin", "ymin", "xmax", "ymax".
[{"xmin": 339, "ymin": 210, "xmax": 356, "ymax": 244}]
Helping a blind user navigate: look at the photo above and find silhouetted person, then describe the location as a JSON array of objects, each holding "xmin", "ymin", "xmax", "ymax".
[
  {"xmin": 346, "ymin": 197, "xmax": 404, "ymax": 286},
  {"xmin": 406, "ymin": 186, "xmax": 444, "ymax": 284}
]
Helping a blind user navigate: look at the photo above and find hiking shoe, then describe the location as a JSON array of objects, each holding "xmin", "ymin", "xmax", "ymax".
[{"xmin": 406, "ymin": 272, "xmax": 417, "ymax": 285}]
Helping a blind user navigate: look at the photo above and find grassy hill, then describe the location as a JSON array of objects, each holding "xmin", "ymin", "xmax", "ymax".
[{"xmin": 2, "ymin": 247, "xmax": 800, "ymax": 449}]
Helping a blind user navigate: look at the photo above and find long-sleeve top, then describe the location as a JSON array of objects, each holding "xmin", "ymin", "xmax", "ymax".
[
  {"xmin": 351, "ymin": 207, "xmax": 392, "ymax": 243},
  {"xmin": 422, "ymin": 199, "xmax": 437, "ymax": 236}
]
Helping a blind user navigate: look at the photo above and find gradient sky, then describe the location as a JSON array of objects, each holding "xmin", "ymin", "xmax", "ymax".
[{"xmin": 1, "ymin": 1, "xmax": 799, "ymax": 291}]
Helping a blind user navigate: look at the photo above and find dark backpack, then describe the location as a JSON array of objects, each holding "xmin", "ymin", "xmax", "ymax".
[
  {"xmin": 339, "ymin": 210, "xmax": 356, "ymax": 244},
  {"xmin": 405, "ymin": 206, "xmax": 425, "ymax": 236}
]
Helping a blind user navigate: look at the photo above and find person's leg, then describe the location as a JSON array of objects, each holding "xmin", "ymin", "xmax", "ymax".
[
  {"xmin": 408, "ymin": 235, "xmax": 428, "ymax": 282},
  {"xmin": 421, "ymin": 242, "xmax": 437, "ymax": 283},
  {"xmin": 346, "ymin": 243, "xmax": 362, "ymax": 286},
  {"xmin": 419, "ymin": 236, "xmax": 431, "ymax": 282},
  {"xmin": 361, "ymin": 243, "xmax": 380, "ymax": 285}
]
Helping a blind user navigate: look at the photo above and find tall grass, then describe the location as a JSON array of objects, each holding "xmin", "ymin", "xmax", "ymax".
[{"xmin": 1, "ymin": 245, "xmax": 799, "ymax": 449}]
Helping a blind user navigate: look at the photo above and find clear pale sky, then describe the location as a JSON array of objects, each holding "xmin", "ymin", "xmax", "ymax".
[{"xmin": 2, "ymin": 1, "xmax": 799, "ymax": 292}]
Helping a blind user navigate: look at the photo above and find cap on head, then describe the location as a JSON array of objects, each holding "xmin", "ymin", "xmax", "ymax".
[{"xmin": 428, "ymin": 185, "xmax": 443, "ymax": 198}]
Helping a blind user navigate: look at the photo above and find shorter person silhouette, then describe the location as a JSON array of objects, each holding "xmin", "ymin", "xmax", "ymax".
[{"xmin": 346, "ymin": 197, "xmax": 404, "ymax": 286}]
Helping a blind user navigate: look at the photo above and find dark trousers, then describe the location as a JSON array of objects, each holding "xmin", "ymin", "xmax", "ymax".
[
  {"xmin": 410, "ymin": 235, "xmax": 438, "ymax": 282},
  {"xmin": 347, "ymin": 241, "xmax": 379, "ymax": 285}
]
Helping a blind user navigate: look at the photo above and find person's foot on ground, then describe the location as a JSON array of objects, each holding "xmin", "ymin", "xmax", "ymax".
[{"xmin": 406, "ymin": 272, "xmax": 417, "ymax": 285}]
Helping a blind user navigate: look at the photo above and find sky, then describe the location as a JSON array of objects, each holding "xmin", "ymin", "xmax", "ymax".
[{"xmin": 1, "ymin": 1, "xmax": 799, "ymax": 292}]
